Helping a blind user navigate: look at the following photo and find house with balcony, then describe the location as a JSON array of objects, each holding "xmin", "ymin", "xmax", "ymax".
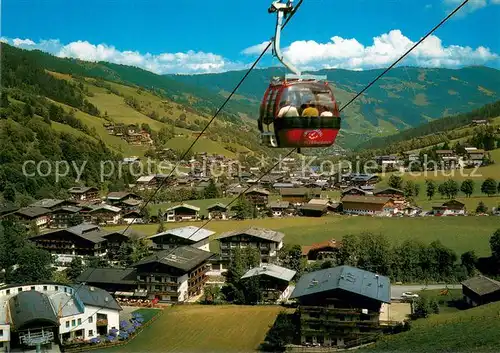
[
  {"xmin": 132, "ymin": 246, "xmax": 214, "ymax": 302},
  {"xmin": 50, "ymin": 206, "xmax": 83, "ymax": 228},
  {"xmin": 436, "ymin": 150, "xmax": 458, "ymax": 169},
  {"xmin": 148, "ymin": 226, "xmax": 215, "ymax": 252},
  {"xmin": 243, "ymin": 188, "xmax": 270, "ymax": 207},
  {"xmin": 68, "ymin": 186, "xmax": 100, "ymax": 203},
  {"xmin": 14, "ymin": 207, "xmax": 52, "ymax": 230},
  {"xmin": 241, "ymin": 264, "xmax": 296, "ymax": 303},
  {"xmin": 290, "ymin": 266, "xmax": 391, "ymax": 348},
  {"xmin": 165, "ymin": 204, "xmax": 200, "ymax": 222},
  {"xmin": 87, "ymin": 204, "xmax": 122, "ymax": 225},
  {"xmin": 373, "ymin": 188, "xmax": 407, "ymax": 208},
  {"xmin": 466, "ymin": 148, "xmax": 485, "ymax": 167},
  {"xmin": 341, "ymin": 187, "xmax": 372, "ymax": 197},
  {"xmin": 206, "ymin": 203, "xmax": 228, "ymax": 220},
  {"xmin": 29, "ymin": 224, "xmax": 109, "ymax": 267},
  {"xmin": 0, "ymin": 283, "xmax": 121, "ymax": 351},
  {"xmin": 301, "ymin": 239, "xmax": 341, "ymax": 261},
  {"xmin": 215, "ymin": 227, "xmax": 284, "ymax": 268},
  {"xmin": 280, "ymin": 188, "xmax": 321, "ymax": 204}
]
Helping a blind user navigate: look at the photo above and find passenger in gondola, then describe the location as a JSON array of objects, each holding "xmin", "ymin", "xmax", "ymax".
[
  {"xmin": 320, "ymin": 105, "xmax": 334, "ymax": 116},
  {"xmin": 301, "ymin": 101, "xmax": 319, "ymax": 117},
  {"xmin": 277, "ymin": 100, "xmax": 299, "ymax": 118}
]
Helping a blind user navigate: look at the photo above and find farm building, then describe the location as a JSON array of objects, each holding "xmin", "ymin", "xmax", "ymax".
[
  {"xmin": 87, "ymin": 204, "xmax": 122, "ymax": 225},
  {"xmin": 206, "ymin": 203, "xmax": 229, "ymax": 220},
  {"xmin": 341, "ymin": 195, "xmax": 395, "ymax": 216},
  {"xmin": 280, "ymin": 188, "xmax": 321, "ymax": 204},
  {"xmin": 341, "ymin": 187, "xmax": 372, "ymax": 197},
  {"xmin": 0, "ymin": 283, "xmax": 121, "ymax": 351},
  {"xmin": 148, "ymin": 226, "xmax": 214, "ymax": 252},
  {"xmin": 241, "ymin": 264, "xmax": 296, "ymax": 303},
  {"xmin": 299, "ymin": 203, "xmax": 328, "ymax": 217},
  {"xmin": 165, "ymin": 204, "xmax": 200, "ymax": 222},
  {"xmin": 301, "ymin": 239, "xmax": 341, "ymax": 261},
  {"xmin": 216, "ymin": 227, "xmax": 284, "ymax": 268},
  {"xmin": 462, "ymin": 275, "xmax": 500, "ymax": 307},
  {"xmin": 431, "ymin": 200, "xmax": 466, "ymax": 216},
  {"xmin": 290, "ymin": 266, "xmax": 390, "ymax": 348},
  {"xmin": 372, "ymin": 188, "xmax": 405, "ymax": 200},
  {"xmin": 68, "ymin": 186, "xmax": 100, "ymax": 203},
  {"xmin": 106, "ymin": 192, "xmax": 142, "ymax": 206}
]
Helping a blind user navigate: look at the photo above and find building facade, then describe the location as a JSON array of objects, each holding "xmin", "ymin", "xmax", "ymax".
[
  {"xmin": 148, "ymin": 226, "xmax": 214, "ymax": 252},
  {"xmin": 341, "ymin": 196, "xmax": 395, "ymax": 216}
]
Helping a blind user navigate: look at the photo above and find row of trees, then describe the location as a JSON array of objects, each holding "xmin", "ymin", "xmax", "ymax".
[{"xmin": 425, "ymin": 178, "xmax": 500, "ymax": 200}]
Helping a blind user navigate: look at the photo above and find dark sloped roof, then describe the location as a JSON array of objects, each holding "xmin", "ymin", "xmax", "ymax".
[
  {"xmin": 33, "ymin": 224, "xmax": 108, "ymax": 244},
  {"xmin": 280, "ymin": 188, "xmax": 310, "ymax": 196},
  {"xmin": 8, "ymin": 290, "xmax": 58, "ymax": 330},
  {"xmin": 30, "ymin": 199, "xmax": 67, "ymax": 209},
  {"xmin": 15, "ymin": 207, "xmax": 51, "ymax": 218},
  {"xmin": 68, "ymin": 186, "xmax": 99, "ymax": 194},
  {"xmin": 462, "ymin": 275, "xmax": 500, "ymax": 296},
  {"xmin": 373, "ymin": 188, "xmax": 404, "ymax": 195},
  {"xmin": 290, "ymin": 265, "xmax": 390, "ymax": 303},
  {"xmin": 341, "ymin": 195, "xmax": 392, "ymax": 205},
  {"xmin": 300, "ymin": 204, "xmax": 327, "ymax": 212},
  {"xmin": 206, "ymin": 203, "xmax": 228, "ymax": 210},
  {"xmin": 77, "ymin": 268, "xmax": 138, "ymax": 285},
  {"xmin": 132, "ymin": 246, "xmax": 213, "ymax": 272},
  {"xmin": 73, "ymin": 285, "xmax": 122, "ymax": 311},
  {"xmin": 217, "ymin": 227, "xmax": 285, "ymax": 243}
]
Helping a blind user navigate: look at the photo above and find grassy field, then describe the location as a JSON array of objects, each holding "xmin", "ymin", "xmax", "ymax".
[
  {"xmin": 101, "ymin": 305, "xmax": 283, "ymax": 353},
  {"xmin": 365, "ymin": 301, "xmax": 500, "ymax": 352},
  {"xmin": 108, "ymin": 215, "xmax": 500, "ymax": 256}
]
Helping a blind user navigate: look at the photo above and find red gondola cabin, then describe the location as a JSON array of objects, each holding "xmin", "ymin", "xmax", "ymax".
[{"xmin": 259, "ymin": 77, "xmax": 341, "ymax": 148}]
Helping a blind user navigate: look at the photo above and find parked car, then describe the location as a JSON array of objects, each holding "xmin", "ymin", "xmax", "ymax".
[{"xmin": 401, "ymin": 292, "xmax": 419, "ymax": 299}]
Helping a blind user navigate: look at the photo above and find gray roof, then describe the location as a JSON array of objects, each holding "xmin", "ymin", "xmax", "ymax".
[
  {"xmin": 241, "ymin": 264, "xmax": 296, "ymax": 282},
  {"xmin": 30, "ymin": 199, "xmax": 67, "ymax": 209},
  {"xmin": 68, "ymin": 186, "xmax": 98, "ymax": 194},
  {"xmin": 462, "ymin": 275, "xmax": 500, "ymax": 296},
  {"xmin": 245, "ymin": 188, "xmax": 270, "ymax": 195},
  {"xmin": 149, "ymin": 226, "xmax": 215, "ymax": 242},
  {"xmin": 77, "ymin": 268, "xmax": 137, "ymax": 285},
  {"xmin": 34, "ymin": 224, "xmax": 108, "ymax": 244},
  {"xmin": 15, "ymin": 207, "xmax": 52, "ymax": 218},
  {"xmin": 8, "ymin": 290, "xmax": 59, "ymax": 330},
  {"xmin": 268, "ymin": 201, "xmax": 290, "ymax": 209},
  {"xmin": 167, "ymin": 203, "xmax": 200, "ymax": 212},
  {"xmin": 72, "ymin": 285, "xmax": 122, "ymax": 311},
  {"xmin": 290, "ymin": 265, "xmax": 390, "ymax": 303},
  {"xmin": 373, "ymin": 187, "xmax": 404, "ymax": 195},
  {"xmin": 206, "ymin": 203, "xmax": 228, "ymax": 211},
  {"xmin": 52, "ymin": 206, "xmax": 82, "ymax": 213},
  {"xmin": 106, "ymin": 192, "xmax": 140, "ymax": 200},
  {"xmin": 217, "ymin": 227, "xmax": 285, "ymax": 243},
  {"xmin": 132, "ymin": 246, "xmax": 214, "ymax": 272}
]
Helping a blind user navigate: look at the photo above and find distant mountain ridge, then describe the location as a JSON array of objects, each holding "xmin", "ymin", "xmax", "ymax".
[{"xmin": 167, "ymin": 66, "xmax": 500, "ymax": 148}]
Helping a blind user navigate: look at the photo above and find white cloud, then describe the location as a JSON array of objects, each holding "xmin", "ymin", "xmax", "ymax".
[
  {"xmin": 12, "ymin": 38, "xmax": 36, "ymax": 46},
  {"xmin": 240, "ymin": 41, "xmax": 271, "ymax": 55},
  {"xmin": 5, "ymin": 38, "xmax": 244, "ymax": 74},
  {"xmin": 243, "ymin": 29, "xmax": 499, "ymax": 71},
  {"xmin": 444, "ymin": 0, "xmax": 499, "ymax": 16}
]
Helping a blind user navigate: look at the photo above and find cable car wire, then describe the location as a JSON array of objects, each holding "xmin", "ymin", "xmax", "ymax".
[{"xmin": 59, "ymin": 0, "xmax": 304, "ymax": 312}]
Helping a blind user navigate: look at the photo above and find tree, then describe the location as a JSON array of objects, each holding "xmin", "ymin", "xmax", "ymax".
[
  {"xmin": 403, "ymin": 180, "xmax": 416, "ymax": 198},
  {"xmin": 23, "ymin": 103, "xmax": 34, "ymax": 118},
  {"xmin": 460, "ymin": 179, "xmax": 475, "ymax": 198},
  {"xmin": 3, "ymin": 183, "xmax": 16, "ymax": 203},
  {"xmin": 234, "ymin": 196, "xmax": 253, "ymax": 220},
  {"xmin": 445, "ymin": 179, "xmax": 459, "ymax": 199},
  {"xmin": 66, "ymin": 257, "xmax": 85, "ymax": 281},
  {"xmin": 388, "ymin": 175, "xmax": 403, "ymax": 189},
  {"xmin": 461, "ymin": 250, "xmax": 478, "ymax": 276},
  {"xmin": 1, "ymin": 92, "xmax": 9, "ymax": 108},
  {"xmin": 12, "ymin": 246, "xmax": 54, "ymax": 283},
  {"xmin": 476, "ymin": 201, "xmax": 488, "ymax": 214},
  {"xmin": 438, "ymin": 183, "xmax": 448, "ymax": 199},
  {"xmin": 429, "ymin": 298, "xmax": 440, "ymax": 314},
  {"xmin": 261, "ymin": 312, "xmax": 297, "ymax": 351},
  {"xmin": 53, "ymin": 270, "xmax": 71, "ymax": 284},
  {"xmin": 157, "ymin": 217, "xmax": 166, "ymax": 233},
  {"xmin": 278, "ymin": 244, "xmax": 304, "ymax": 277},
  {"xmin": 413, "ymin": 296, "xmax": 430, "ymax": 319},
  {"xmin": 425, "ymin": 180, "xmax": 436, "ymax": 200},
  {"xmin": 490, "ymin": 229, "xmax": 500, "ymax": 262},
  {"xmin": 202, "ymin": 284, "xmax": 223, "ymax": 304},
  {"xmin": 481, "ymin": 178, "xmax": 497, "ymax": 196},
  {"xmin": 204, "ymin": 179, "xmax": 221, "ymax": 199}
]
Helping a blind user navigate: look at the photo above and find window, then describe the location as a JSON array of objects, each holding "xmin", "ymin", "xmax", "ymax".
[
  {"xmin": 66, "ymin": 321, "xmax": 70, "ymax": 328},
  {"xmin": 30, "ymin": 286, "xmax": 35, "ymax": 291},
  {"xmin": 112, "ymin": 327, "xmax": 116, "ymax": 330},
  {"xmin": 72, "ymin": 319, "xmax": 76, "ymax": 327},
  {"xmin": 0, "ymin": 329, "xmax": 3, "ymax": 336},
  {"xmin": 78, "ymin": 318, "xmax": 82, "ymax": 325},
  {"xmin": 64, "ymin": 287, "xmax": 67, "ymax": 293},
  {"xmin": 43, "ymin": 286, "xmax": 47, "ymax": 291},
  {"xmin": 88, "ymin": 316, "xmax": 93, "ymax": 323},
  {"xmin": 55, "ymin": 286, "xmax": 59, "ymax": 291},
  {"xmin": 6, "ymin": 290, "xmax": 10, "ymax": 295},
  {"xmin": 18, "ymin": 288, "xmax": 22, "ymax": 293},
  {"xmin": 88, "ymin": 330, "xmax": 94, "ymax": 337}
]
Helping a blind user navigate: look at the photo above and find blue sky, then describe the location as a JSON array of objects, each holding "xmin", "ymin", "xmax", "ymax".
[{"xmin": 2, "ymin": 0, "xmax": 500, "ymax": 74}]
